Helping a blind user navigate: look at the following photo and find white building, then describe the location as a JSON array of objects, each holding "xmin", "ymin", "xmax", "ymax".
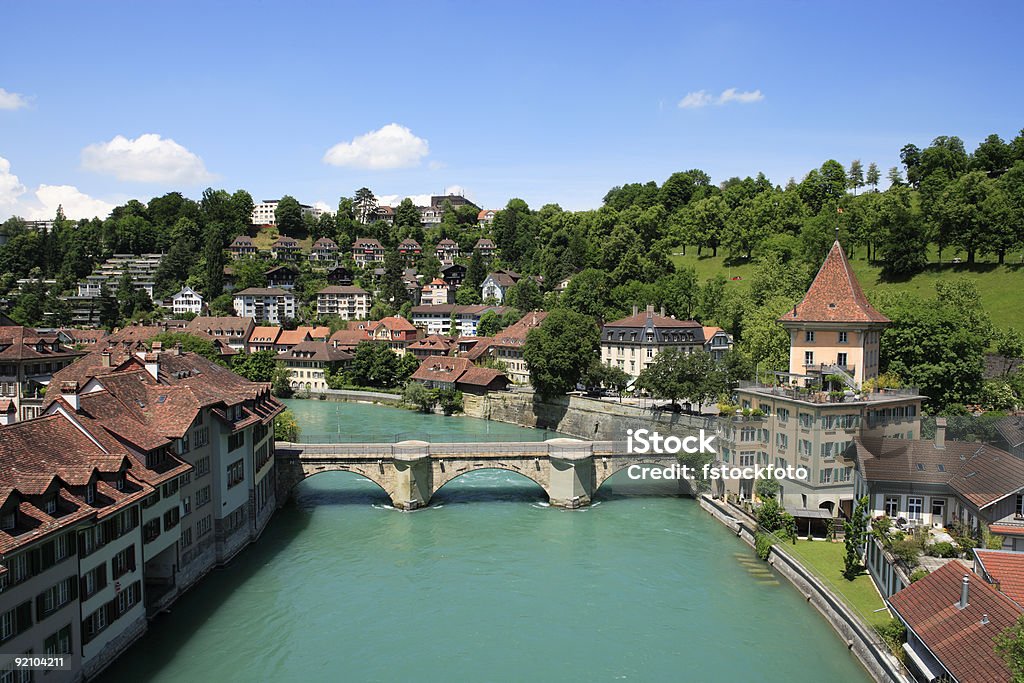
[
  {"xmin": 316, "ymin": 286, "xmax": 371, "ymax": 320},
  {"xmin": 168, "ymin": 286, "xmax": 203, "ymax": 316},
  {"xmin": 411, "ymin": 304, "xmax": 508, "ymax": 337},
  {"xmin": 232, "ymin": 287, "xmax": 297, "ymax": 324},
  {"xmin": 250, "ymin": 199, "xmax": 324, "ymax": 226}
]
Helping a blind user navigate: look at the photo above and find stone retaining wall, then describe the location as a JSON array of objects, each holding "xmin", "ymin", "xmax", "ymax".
[
  {"xmin": 698, "ymin": 495, "xmax": 908, "ymax": 683},
  {"xmin": 464, "ymin": 391, "xmax": 716, "ymax": 441}
]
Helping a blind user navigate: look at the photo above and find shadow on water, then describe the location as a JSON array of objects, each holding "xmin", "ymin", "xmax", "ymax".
[
  {"xmin": 431, "ymin": 469, "xmax": 547, "ymax": 505},
  {"xmin": 592, "ymin": 467, "xmax": 691, "ymax": 503},
  {"xmin": 98, "ymin": 499, "xmax": 315, "ymax": 682}
]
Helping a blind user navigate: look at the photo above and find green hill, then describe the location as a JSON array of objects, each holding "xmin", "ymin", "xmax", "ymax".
[{"xmin": 669, "ymin": 248, "xmax": 1024, "ymax": 331}]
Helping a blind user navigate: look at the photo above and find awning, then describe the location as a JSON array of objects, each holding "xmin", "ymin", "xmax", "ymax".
[{"xmin": 786, "ymin": 507, "xmax": 833, "ymax": 519}]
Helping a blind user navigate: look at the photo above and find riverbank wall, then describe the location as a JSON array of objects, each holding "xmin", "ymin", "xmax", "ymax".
[
  {"xmin": 302, "ymin": 388, "xmax": 403, "ymax": 405},
  {"xmin": 698, "ymin": 495, "xmax": 909, "ymax": 683},
  {"xmin": 463, "ymin": 390, "xmax": 716, "ymax": 440}
]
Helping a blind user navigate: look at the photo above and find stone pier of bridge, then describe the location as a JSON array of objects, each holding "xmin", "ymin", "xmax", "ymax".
[{"xmin": 274, "ymin": 438, "xmax": 689, "ymax": 510}]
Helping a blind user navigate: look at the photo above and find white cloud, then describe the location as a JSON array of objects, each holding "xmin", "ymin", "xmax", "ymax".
[
  {"xmin": 373, "ymin": 186, "xmax": 472, "ymax": 208},
  {"xmin": 313, "ymin": 201, "xmax": 331, "ymax": 213},
  {"xmin": 0, "ymin": 155, "xmax": 117, "ymax": 221},
  {"xmin": 678, "ymin": 90, "xmax": 713, "ymax": 109},
  {"xmin": 678, "ymin": 87, "xmax": 764, "ymax": 109},
  {"xmin": 0, "ymin": 157, "xmax": 27, "ymax": 212},
  {"xmin": 322, "ymin": 123, "xmax": 429, "ymax": 170},
  {"xmin": 30, "ymin": 185, "xmax": 117, "ymax": 220},
  {"xmin": 0, "ymin": 88, "xmax": 30, "ymax": 110},
  {"xmin": 428, "ymin": 160, "xmax": 446, "ymax": 171},
  {"xmin": 718, "ymin": 87, "xmax": 764, "ymax": 104},
  {"xmin": 81, "ymin": 133, "xmax": 215, "ymax": 184}
]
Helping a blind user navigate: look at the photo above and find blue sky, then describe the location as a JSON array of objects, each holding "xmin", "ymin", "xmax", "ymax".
[{"xmin": 1, "ymin": 0, "xmax": 1022, "ymax": 220}]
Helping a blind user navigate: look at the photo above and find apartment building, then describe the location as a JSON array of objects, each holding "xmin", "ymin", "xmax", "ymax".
[
  {"xmin": 309, "ymin": 237, "xmax": 339, "ymax": 263},
  {"xmin": 600, "ymin": 305, "xmax": 723, "ymax": 379},
  {"xmin": 411, "ymin": 304, "xmax": 508, "ymax": 337},
  {"xmin": 434, "ymin": 238, "xmax": 460, "ymax": 263},
  {"xmin": 0, "ymin": 325, "xmax": 84, "ymax": 423},
  {"xmin": 185, "ymin": 316, "xmax": 255, "ymax": 352},
  {"xmin": 167, "ymin": 286, "xmax": 203, "ymax": 316},
  {"xmin": 232, "ymin": 288, "xmax": 297, "ymax": 324},
  {"xmin": 478, "ymin": 311, "xmax": 548, "ymax": 386},
  {"xmin": 270, "ymin": 236, "xmax": 300, "ymax": 261},
  {"xmin": 351, "ymin": 238, "xmax": 384, "ymax": 268},
  {"xmin": 397, "ymin": 238, "xmax": 422, "ymax": 263},
  {"xmin": 228, "ymin": 235, "xmax": 257, "ymax": 259},
  {"xmin": 717, "ymin": 240, "xmax": 924, "ymax": 522},
  {"xmin": 364, "ymin": 316, "xmax": 419, "ymax": 353},
  {"xmin": 280, "ymin": 342, "xmax": 353, "ymax": 393},
  {"xmin": 250, "ymin": 199, "xmax": 323, "ymax": 226},
  {"xmin": 419, "ymin": 279, "xmax": 451, "ymax": 306},
  {"xmin": 0, "ymin": 345, "xmax": 286, "ymax": 679},
  {"xmin": 316, "ymin": 286, "xmax": 370, "ymax": 320}
]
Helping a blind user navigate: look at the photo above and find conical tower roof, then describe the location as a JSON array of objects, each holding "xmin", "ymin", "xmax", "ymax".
[{"xmin": 779, "ymin": 241, "xmax": 889, "ymax": 324}]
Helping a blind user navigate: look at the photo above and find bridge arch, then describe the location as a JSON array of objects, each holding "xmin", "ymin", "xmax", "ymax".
[
  {"xmin": 592, "ymin": 457, "xmax": 694, "ymax": 497},
  {"xmin": 431, "ymin": 463, "xmax": 550, "ymax": 502}
]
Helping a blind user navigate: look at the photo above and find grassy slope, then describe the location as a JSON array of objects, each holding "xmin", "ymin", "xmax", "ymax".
[
  {"xmin": 669, "ymin": 247, "xmax": 1024, "ymax": 330},
  {"xmin": 251, "ymin": 226, "xmax": 313, "ymax": 253},
  {"xmin": 783, "ymin": 539, "xmax": 890, "ymax": 628}
]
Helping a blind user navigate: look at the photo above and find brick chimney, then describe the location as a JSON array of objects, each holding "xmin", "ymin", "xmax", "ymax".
[
  {"xmin": 60, "ymin": 381, "xmax": 80, "ymax": 412},
  {"xmin": 645, "ymin": 304, "xmax": 655, "ymax": 321},
  {"xmin": 152, "ymin": 341, "xmax": 163, "ymax": 354},
  {"xmin": 934, "ymin": 417, "xmax": 947, "ymax": 450}
]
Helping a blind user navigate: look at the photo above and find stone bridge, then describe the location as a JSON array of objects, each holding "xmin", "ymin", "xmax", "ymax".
[{"xmin": 274, "ymin": 438, "xmax": 688, "ymax": 509}]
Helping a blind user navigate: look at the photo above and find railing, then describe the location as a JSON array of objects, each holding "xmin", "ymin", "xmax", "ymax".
[
  {"xmin": 291, "ymin": 429, "xmax": 567, "ymax": 444},
  {"xmin": 280, "ymin": 440, "xmax": 634, "ymax": 457}
]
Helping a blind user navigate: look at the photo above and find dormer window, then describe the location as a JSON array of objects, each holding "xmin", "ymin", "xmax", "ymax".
[
  {"xmin": 45, "ymin": 497, "xmax": 58, "ymax": 514},
  {"xmin": 85, "ymin": 483, "xmax": 95, "ymax": 504},
  {"xmin": 1, "ymin": 511, "xmax": 15, "ymax": 530},
  {"xmin": 116, "ymin": 473, "xmax": 126, "ymax": 491}
]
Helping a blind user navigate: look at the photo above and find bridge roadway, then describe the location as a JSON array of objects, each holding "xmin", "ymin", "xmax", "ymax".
[{"xmin": 274, "ymin": 438, "xmax": 689, "ymax": 509}]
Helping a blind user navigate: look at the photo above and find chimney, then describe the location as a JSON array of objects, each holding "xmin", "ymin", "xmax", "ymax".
[
  {"xmin": 632, "ymin": 305, "xmax": 638, "ymax": 316},
  {"xmin": 981, "ymin": 613, "xmax": 990, "ymax": 625},
  {"xmin": 152, "ymin": 341, "xmax": 163, "ymax": 354},
  {"xmin": 935, "ymin": 417, "xmax": 947, "ymax": 450},
  {"xmin": 660, "ymin": 305, "xmax": 665, "ymax": 317},
  {"xmin": 174, "ymin": 342, "xmax": 183, "ymax": 356},
  {"xmin": 144, "ymin": 353, "xmax": 159, "ymax": 380},
  {"xmin": 646, "ymin": 304, "xmax": 654, "ymax": 321},
  {"xmin": 958, "ymin": 574, "xmax": 970, "ymax": 609},
  {"xmin": 100, "ymin": 350, "xmax": 112, "ymax": 368},
  {"xmin": 60, "ymin": 381, "xmax": 80, "ymax": 412}
]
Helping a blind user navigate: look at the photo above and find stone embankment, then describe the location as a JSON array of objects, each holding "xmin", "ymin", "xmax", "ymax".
[
  {"xmin": 699, "ymin": 496, "xmax": 909, "ymax": 683},
  {"xmin": 463, "ymin": 390, "xmax": 715, "ymax": 441}
]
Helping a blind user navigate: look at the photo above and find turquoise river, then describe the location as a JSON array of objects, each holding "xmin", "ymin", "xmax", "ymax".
[{"xmin": 99, "ymin": 400, "xmax": 870, "ymax": 682}]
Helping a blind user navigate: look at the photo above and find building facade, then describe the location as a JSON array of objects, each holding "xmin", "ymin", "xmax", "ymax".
[
  {"xmin": 316, "ymin": 286, "xmax": 370, "ymax": 320},
  {"xmin": 232, "ymin": 288, "xmax": 297, "ymax": 325}
]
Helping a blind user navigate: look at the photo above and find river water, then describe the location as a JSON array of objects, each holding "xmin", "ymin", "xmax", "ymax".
[{"xmin": 100, "ymin": 400, "xmax": 869, "ymax": 682}]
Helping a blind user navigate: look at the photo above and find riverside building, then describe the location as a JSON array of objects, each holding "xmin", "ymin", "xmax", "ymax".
[
  {"xmin": 0, "ymin": 344, "xmax": 283, "ymax": 680},
  {"xmin": 716, "ymin": 241, "xmax": 924, "ymax": 527}
]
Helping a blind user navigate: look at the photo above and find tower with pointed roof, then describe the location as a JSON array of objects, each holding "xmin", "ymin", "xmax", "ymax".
[{"xmin": 780, "ymin": 240, "xmax": 889, "ymax": 388}]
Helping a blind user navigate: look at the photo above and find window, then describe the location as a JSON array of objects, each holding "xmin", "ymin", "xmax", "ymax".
[
  {"xmin": 227, "ymin": 460, "xmax": 245, "ymax": 488},
  {"xmin": 181, "ymin": 527, "xmax": 193, "ymax": 548},
  {"xmin": 804, "ymin": 351, "xmax": 814, "ymax": 366},
  {"xmin": 143, "ymin": 518, "xmax": 161, "ymax": 544},
  {"xmin": 1016, "ymin": 494, "xmax": 1024, "ymax": 517},
  {"xmin": 798, "ymin": 439, "xmax": 813, "ymax": 458},
  {"xmin": 0, "ymin": 602, "xmax": 31, "ymax": 643},
  {"xmin": 81, "ymin": 564, "xmax": 106, "ymax": 599},
  {"xmin": 111, "ymin": 546, "xmax": 135, "ymax": 579},
  {"xmin": 838, "ymin": 331, "xmax": 848, "ymax": 343},
  {"xmin": 739, "ymin": 452, "xmax": 755, "ymax": 467},
  {"xmin": 907, "ymin": 496, "xmax": 923, "ymax": 521},
  {"xmin": 196, "ymin": 486, "xmax": 211, "ymax": 508},
  {"xmin": 798, "ymin": 413, "xmax": 814, "ymax": 429},
  {"xmin": 181, "ymin": 496, "xmax": 192, "ymax": 516},
  {"xmin": 84, "ymin": 605, "xmax": 107, "ymax": 642},
  {"xmin": 43, "ymin": 624, "xmax": 72, "ymax": 655},
  {"xmin": 228, "ymin": 432, "xmax": 245, "ymax": 452},
  {"xmin": 777, "ymin": 408, "xmax": 789, "ymax": 423},
  {"xmin": 884, "ymin": 497, "xmax": 899, "ymax": 517},
  {"xmin": 195, "ymin": 456, "xmax": 210, "ymax": 477},
  {"xmin": 162, "ymin": 479, "xmax": 179, "ymax": 497},
  {"xmin": 117, "ymin": 582, "xmax": 139, "ymax": 615},
  {"xmin": 196, "ymin": 515, "xmax": 212, "ymax": 538},
  {"xmin": 805, "ymin": 331, "xmax": 815, "ymax": 342},
  {"xmin": 85, "ymin": 483, "xmax": 95, "ymax": 504},
  {"xmin": 776, "ymin": 433, "xmax": 788, "ymax": 450},
  {"xmin": 819, "ymin": 468, "xmax": 833, "ymax": 484},
  {"xmin": 163, "ymin": 507, "xmax": 180, "ymax": 532},
  {"xmin": 836, "ymin": 467, "xmax": 853, "ymax": 482},
  {"xmin": 39, "ymin": 578, "xmax": 73, "ymax": 615},
  {"xmin": 1, "ymin": 512, "xmax": 15, "ymax": 531},
  {"xmin": 837, "ymin": 352, "xmax": 848, "ymax": 367},
  {"xmin": 54, "ymin": 534, "xmax": 70, "ymax": 562}
]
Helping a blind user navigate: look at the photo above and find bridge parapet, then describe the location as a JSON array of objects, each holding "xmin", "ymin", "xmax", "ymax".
[{"xmin": 274, "ymin": 439, "xmax": 681, "ymax": 510}]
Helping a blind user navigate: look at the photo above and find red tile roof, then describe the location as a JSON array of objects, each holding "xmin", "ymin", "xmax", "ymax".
[
  {"xmin": 492, "ymin": 311, "xmax": 548, "ymax": 348},
  {"xmin": 975, "ymin": 550, "xmax": 1024, "ymax": 607},
  {"xmin": 410, "ymin": 357, "xmax": 474, "ymax": 383},
  {"xmin": 779, "ymin": 240, "xmax": 889, "ymax": 324},
  {"xmin": 889, "ymin": 562, "xmax": 1021, "ymax": 683},
  {"xmin": 456, "ymin": 366, "xmax": 508, "ymax": 388}
]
